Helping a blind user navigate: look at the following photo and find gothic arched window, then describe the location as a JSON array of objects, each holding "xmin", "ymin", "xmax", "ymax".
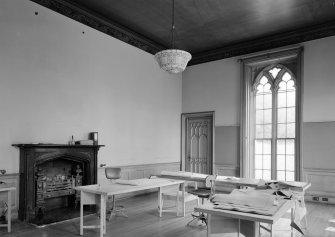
[{"xmin": 253, "ymin": 65, "xmax": 297, "ymax": 181}]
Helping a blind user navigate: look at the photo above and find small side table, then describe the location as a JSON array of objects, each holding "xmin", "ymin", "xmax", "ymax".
[{"xmin": 0, "ymin": 185, "xmax": 15, "ymax": 233}]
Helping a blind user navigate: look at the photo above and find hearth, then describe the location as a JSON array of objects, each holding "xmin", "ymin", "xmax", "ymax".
[{"xmin": 12, "ymin": 144, "xmax": 104, "ymax": 224}]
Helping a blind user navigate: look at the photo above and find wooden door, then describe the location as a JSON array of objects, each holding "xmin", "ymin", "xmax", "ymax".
[{"xmin": 183, "ymin": 113, "xmax": 213, "ymax": 174}]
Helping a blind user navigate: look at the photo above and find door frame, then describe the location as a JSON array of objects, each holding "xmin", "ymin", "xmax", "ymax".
[{"xmin": 180, "ymin": 111, "xmax": 215, "ymax": 174}]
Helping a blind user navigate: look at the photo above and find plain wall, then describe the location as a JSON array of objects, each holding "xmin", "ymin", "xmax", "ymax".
[
  {"xmin": 182, "ymin": 57, "xmax": 240, "ymax": 126},
  {"xmin": 182, "ymin": 35, "xmax": 335, "ymax": 171},
  {"xmin": 0, "ymin": 0, "xmax": 182, "ymax": 173}
]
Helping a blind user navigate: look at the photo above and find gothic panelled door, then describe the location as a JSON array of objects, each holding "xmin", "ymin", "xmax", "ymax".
[{"xmin": 185, "ymin": 117, "xmax": 213, "ymax": 174}]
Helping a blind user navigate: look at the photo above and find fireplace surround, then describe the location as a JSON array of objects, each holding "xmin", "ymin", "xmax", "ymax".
[{"xmin": 12, "ymin": 144, "xmax": 104, "ymax": 224}]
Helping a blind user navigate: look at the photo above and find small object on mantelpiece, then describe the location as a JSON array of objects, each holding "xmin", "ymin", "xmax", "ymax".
[
  {"xmin": 0, "ymin": 169, "xmax": 6, "ymax": 175},
  {"xmin": 89, "ymin": 132, "xmax": 98, "ymax": 145},
  {"xmin": 68, "ymin": 135, "xmax": 75, "ymax": 145},
  {"xmin": 75, "ymin": 140, "xmax": 94, "ymax": 145}
]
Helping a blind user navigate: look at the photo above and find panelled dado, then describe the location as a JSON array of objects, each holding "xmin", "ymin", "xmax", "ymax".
[{"xmin": 12, "ymin": 144, "xmax": 103, "ymax": 224}]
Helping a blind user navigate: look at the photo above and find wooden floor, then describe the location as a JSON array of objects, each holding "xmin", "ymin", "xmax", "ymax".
[{"xmin": 1, "ymin": 192, "xmax": 335, "ymax": 237}]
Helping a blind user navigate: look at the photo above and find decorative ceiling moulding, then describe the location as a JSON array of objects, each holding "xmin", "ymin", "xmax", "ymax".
[
  {"xmin": 30, "ymin": 0, "xmax": 165, "ymax": 54},
  {"xmin": 189, "ymin": 20, "xmax": 335, "ymax": 66},
  {"xmin": 30, "ymin": 0, "xmax": 335, "ymax": 66}
]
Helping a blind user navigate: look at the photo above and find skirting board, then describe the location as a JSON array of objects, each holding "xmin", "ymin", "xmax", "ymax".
[{"xmin": 304, "ymin": 168, "xmax": 335, "ymax": 204}]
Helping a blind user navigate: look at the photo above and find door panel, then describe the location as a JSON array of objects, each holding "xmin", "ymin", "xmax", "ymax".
[{"xmin": 185, "ymin": 117, "xmax": 212, "ymax": 174}]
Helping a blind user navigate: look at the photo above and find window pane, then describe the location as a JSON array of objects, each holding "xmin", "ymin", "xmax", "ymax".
[
  {"xmin": 287, "ymin": 123, "xmax": 295, "ymax": 138},
  {"xmin": 277, "ymin": 155, "xmax": 285, "ymax": 170},
  {"xmin": 255, "ymin": 170, "xmax": 263, "ymax": 179},
  {"xmin": 256, "ymin": 125, "xmax": 264, "ymax": 138},
  {"xmin": 282, "ymin": 72, "xmax": 292, "ymax": 82},
  {"xmin": 287, "ymin": 80, "xmax": 295, "ymax": 90},
  {"xmin": 263, "ymin": 109, "xmax": 272, "ymax": 124},
  {"xmin": 278, "ymin": 108, "xmax": 286, "ymax": 123},
  {"xmin": 278, "ymin": 81, "xmax": 286, "ymax": 91},
  {"xmin": 286, "ymin": 155, "xmax": 295, "ymax": 171},
  {"xmin": 286, "ymin": 171, "xmax": 295, "ymax": 181},
  {"xmin": 264, "ymin": 93, "xmax": 272, "ymax": 109},
  {"xmin": 277, "ymin": 140, "xmax": 285, "ymax": 154},
  {"xmin": 287, "ymin": 107, "xmax": 295, "ymax": 123},
  {"xmin": 263, "ymin": 140, "xmax": 271, "ymax": 154},
  {"xmin": 277, "ymin": 124, "xmax": 286, "ymax": 138},
  {"xmin": 264, "ymin": 84, "xmax": 271, "ymax": 93},
  {"xmin": 256, "ymin": 95, "xmax": 264, "ymax": 109},
  {"xmin": 277, "ymin": 92, "xmax": 286, "ymax": 108},
  {"xmin": 264, "ymin": 124, "xmax": 272, "ymax": 138},
  {"xmin": 269, "ymin": 67, "xmax": 281, "ymax": 79},
  {"xmin": 263, "ymin": 170, "xmax": 271, "ymax": 180},
  {"xmin": 257, "ymin": 84, "xmax": 263, "ymax": 93},
  {"xmin": 260, "ymin": 76, "xmax": 268, "ymax": 85},
  {"xmin": 255, "ymin": 140, "xmax": 263, "ymax": 154},
  {"xmin": 256, "ymin": 110, "xmax": 263, "ymax": 124},
  {"xmin": 287, "ymin": 91, "xmax": 295, "ymax": 107},
  {"xmin": 263, "ymin": 155, "xmax": 271, "ymax": 169},
  {"xmin": 255, "ymin": 155, "xmax": 262, "ymax": 169},
  {"xmin": 286, "ymin": 139, "xmax": 295, "ymax": 155},
  {"xmin": 277, "ymin": 171, "xmax": 285, "ymax": 181}
]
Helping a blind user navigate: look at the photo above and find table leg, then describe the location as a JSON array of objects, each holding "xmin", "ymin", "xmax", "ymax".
[
  {"xmin": 80, "ymin": 191, "xmax": 84, "ymax": 236},
  {"xmin": 176, "ymin": 189, "xmax": 180, "ymax": 216},
  {"xmin": 158, "ymin": 187, "xmax": 162, "ymax": 217},
  {"xmin": 181, "ymin": 183, "xmax": 185, "ymax": 217},
  {"xmin": 291, "ymin": 208, "xmax": 294, "ymax": 237},
  {"xmin": 254, "ymin": 222, "xmax": 260, "ymax": 237},
  {"xmin": 207, "ymin": 214, "xmax": 211, "ymax": 237},
  {"xmin": 100, "ymin": 195, "xmax": 106, "ymax": 237},
  {"xmin": 7, "ymin": 190, "xmax": 12, "ymax": 233}
]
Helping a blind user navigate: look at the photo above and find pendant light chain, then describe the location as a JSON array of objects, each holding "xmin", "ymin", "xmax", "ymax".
[
  {"xmin": 171, "ymin": 0, "xmax": 175, "ymax": 49},
  {"xmin": 154, "ymin": 0, "xmax": 191, "ymax": 74}
]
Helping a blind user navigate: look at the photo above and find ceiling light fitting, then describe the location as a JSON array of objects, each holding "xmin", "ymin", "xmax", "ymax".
[{"xmin": 154, "ymin": 0, "xmax": 191, "ymax": 74}]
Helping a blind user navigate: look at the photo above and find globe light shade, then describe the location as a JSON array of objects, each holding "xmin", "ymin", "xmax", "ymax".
[{"xmin": 154, "ymin": 49, "xmax": 192, "ymax": 74}]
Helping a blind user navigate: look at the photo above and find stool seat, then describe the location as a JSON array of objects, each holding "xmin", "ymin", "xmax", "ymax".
[
  {"xmin": 187, "ymin": 188, "xmax": 211, "ymax": 199},
  {"xmin": 105, "ymin": 167, "xmax": 128, "ymax": 220}
]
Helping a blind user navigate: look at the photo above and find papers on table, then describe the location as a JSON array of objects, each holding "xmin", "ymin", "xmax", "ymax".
[
  {"xmin": 212, "ymin": 189, "xmax": 277, "ymax": 216},
  {"xmin": 115, "ymin": 178, "xmax": 174, "ymax": 186},
  {"xmin": 115, "ymin": 180, "xmax": 140, "ymax": 186},
  {"xmin": 160, "ymin": 171, "xmax": 208, "ymax": 179},
  {"xmin": 216, "ymin": 175, "xmax": 262, "ymax": 186}
]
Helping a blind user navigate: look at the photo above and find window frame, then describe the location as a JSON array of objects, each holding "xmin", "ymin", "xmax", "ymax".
[{"xmin": 239, "ymin": 47, "xmax": 303, "ymax": 180}]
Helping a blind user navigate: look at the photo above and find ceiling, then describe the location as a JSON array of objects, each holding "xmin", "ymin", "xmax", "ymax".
[{"xmin": 31, "ymin": 0, "xmax": 335, "ymax": 66}]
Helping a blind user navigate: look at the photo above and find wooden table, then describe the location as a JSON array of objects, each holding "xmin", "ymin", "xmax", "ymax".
[
  {"xmin": 0, "ymin": 185, "xmax": 15, "ymax": 233},
  {"xmin": 195, "ymin": 199, "xmax": 295, "ymax": 237},
  {"xmin": 75, "ymin": 178, "xmax": 185, "ymax": 237},
  {"xmin": 159, "ymin": 171, "xmax": 311, "ymax": 192}
]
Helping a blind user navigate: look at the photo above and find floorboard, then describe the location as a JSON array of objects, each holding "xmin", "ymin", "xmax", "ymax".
[{"xmin": 1, "ymin": 192, "xmax": 335, "ymax": 237}]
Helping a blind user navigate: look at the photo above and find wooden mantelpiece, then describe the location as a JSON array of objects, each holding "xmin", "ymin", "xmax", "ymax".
[{"xmin": 12, "ymin": 144, "xmax": 104, "ymax": 223}]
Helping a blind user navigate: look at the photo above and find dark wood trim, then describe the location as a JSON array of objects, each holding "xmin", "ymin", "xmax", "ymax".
[{"xmin": 30, "ymin": 0, "xmax": 335, "ymax": 66}]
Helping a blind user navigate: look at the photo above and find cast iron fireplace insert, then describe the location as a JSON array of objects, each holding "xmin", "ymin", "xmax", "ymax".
[{"xmin": 12, "ymin": 143, "xmax": 104, "ymax": 225}]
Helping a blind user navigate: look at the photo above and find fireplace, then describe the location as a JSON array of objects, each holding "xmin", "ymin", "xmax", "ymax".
[{"xmin": 12, "ymin": 144, "xmax": 104, "ymax": 224}]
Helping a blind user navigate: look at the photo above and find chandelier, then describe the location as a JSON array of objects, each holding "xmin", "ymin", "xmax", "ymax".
[{"xmin": 154, "ymin": 0, "xmax": 192, "ymax": 74}]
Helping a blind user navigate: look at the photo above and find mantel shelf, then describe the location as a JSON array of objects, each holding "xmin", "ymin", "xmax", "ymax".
[{"xmin": 12, "ymin": 144, "xmax": 105, "ymax": 148}]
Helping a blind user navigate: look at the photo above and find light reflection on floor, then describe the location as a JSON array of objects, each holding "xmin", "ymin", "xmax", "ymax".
[{"xmin": 325, "ymin": 227, "xmax": 335, "ymax": 232}]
